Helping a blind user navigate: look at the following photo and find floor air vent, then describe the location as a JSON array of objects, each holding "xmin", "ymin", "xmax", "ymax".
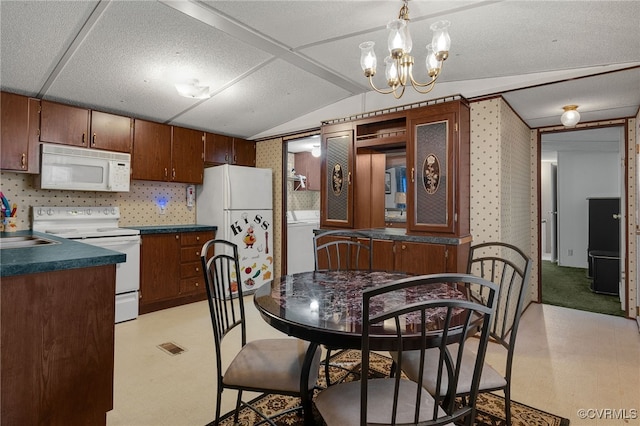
[{"xmin": 158, "ymin": 342, "xmax": 186, "ymax": 356}]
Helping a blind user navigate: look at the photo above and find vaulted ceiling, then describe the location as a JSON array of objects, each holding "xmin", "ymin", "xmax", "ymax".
[{"xmin": 1, "ymin": 1, "xmax": 639, "ymax": 140}]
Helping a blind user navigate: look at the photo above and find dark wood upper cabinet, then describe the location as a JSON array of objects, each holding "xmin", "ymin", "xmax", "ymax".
[
  {"xmin": 90, "ymin": 110, "xmax": 133, "ymax": 153},
  {"xmin": 406, "ymin": 100, "xmax": 469, "ymax": 236},
  {"xmin": 131, "ymin": 119, "xmax": 172, "ymax": 181},
  {"xmin": 172, "ymin": 126, "xmax": 204, "ymax": 184},
  {"xmin": 40, "ymin": 100, "xmax": 132, "ymax": 153},
  {"xmin": 204, "ymin": 133, "xmax": 256, "ymax": 167},
  {"xmin": 40, "ymin": 100, "xmax": 90, "ymax": 147},
  {"xmin": 294, "ymin": 151, "xmax": 321, "ymax": 191},
  {"xmin": 1, "ymin": 92, "xmax": 40, "ymax": 173},
  {"xmin": 204, "ymin": 132, "xmax": 232, "ymax": 165},
  {"xmin": 320, "ymin": 124, "xmax": 355, "ymax": 229},
  {"xmin": 232, "ymin": 137, "xmax": 256, "ymax": 167},
  {"xmin": 132, "ymin": 120, "xmax": 203, "ymax": 184}
]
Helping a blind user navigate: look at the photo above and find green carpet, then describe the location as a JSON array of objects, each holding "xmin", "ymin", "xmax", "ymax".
[{"xmin": 541, "ymin": 260, "xmax": 624, "ymax": 317}]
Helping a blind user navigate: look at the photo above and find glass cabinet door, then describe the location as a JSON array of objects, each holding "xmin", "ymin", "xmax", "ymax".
[{"xmin": 321, "ymin": 129, "xmax": 354, "ymax": 228}]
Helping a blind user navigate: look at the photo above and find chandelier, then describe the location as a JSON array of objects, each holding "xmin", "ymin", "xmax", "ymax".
[{"xmin": 359, "ymin": 0, "xmax": 451, "ymax": 99}]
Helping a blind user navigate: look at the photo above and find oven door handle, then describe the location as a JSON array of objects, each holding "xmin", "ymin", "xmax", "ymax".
[{"xmin": 79, "ymin": 237, "xmax": 140, "ymax": 246}]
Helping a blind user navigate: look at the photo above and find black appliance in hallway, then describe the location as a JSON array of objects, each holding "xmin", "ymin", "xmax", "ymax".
[{"xmin": 587, "ymin": 197, "xmax": 620, "ymax": 295}]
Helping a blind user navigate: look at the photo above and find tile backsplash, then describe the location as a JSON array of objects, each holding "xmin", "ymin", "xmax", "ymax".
[{"xmin": 0, "ymin": 172, "xmax": 195, "ymax": 230}]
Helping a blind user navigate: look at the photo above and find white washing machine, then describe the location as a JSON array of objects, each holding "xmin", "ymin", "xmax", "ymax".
[{"xmin": 287, "ymin": 210, "xmax": 320, "ymax": 274}]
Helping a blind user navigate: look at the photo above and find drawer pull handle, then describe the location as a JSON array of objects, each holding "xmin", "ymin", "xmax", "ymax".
[{"xmin": 195, "ymin": 251, "xmax": 200, "ymax": 256}]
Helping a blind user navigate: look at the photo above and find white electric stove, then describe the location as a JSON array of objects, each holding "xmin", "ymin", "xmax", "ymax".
[{"xmin": 32, "ymin": 206, "xmax": 140, "ymax": 323}]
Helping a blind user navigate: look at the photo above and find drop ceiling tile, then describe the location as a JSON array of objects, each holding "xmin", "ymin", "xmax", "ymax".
[
  {"xmin": 0, "ymin": 1, "xmax": 99, "ymax": 95},
  {"xmin": 43, "ymin": 0, "xmax": 272, "ymax": 122},
  {"xmin": 172, "ymin": 59, "xmax": 352, "ymax": 138}
]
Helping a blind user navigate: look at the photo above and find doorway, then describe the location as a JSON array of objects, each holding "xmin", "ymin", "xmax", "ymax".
[
  {"xmin": 540, "ymin": 126, "xmax": 626, "ymax": 316},
  {"xmin": 282, "ymin": 134, "xmax": 321, "ymax": 275}
]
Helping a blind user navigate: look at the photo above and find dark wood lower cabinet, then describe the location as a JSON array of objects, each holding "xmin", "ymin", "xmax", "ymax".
[
  {"xmin": 323, "ymin": 234, "xmax": 470, "ymax": 275},
  {"xmin": 139, "ymin": 230, "xmax": 214, "ymax": 314},
  {"xmin": 1, "ymin": 265, "xmax": 115, "ymax": 425}
]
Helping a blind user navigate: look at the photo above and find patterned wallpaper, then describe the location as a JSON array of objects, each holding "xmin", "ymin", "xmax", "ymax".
[
  {"xmin": 256, "ymin": 137, "xmax": 284, "ymax": 279},
  {"xmin": 0, "ymin": 173, "xmax": 195, "ymax": 230},
  {"xmin": 470, "ymin": 98, "xmax": 535, "ymax": 307}
]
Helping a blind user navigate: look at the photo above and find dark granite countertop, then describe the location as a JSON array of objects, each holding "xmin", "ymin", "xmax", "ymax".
[
  {"xmin": 126, "ymin": 224, "xmax": 217, "ymax": 234},
  {"xmin": 1, "ymin": 230, "xmax": 126, "ymax": 278},
  {"xmin": 313, "ymin": 227, "xmax": 471, "ymax": 245}
]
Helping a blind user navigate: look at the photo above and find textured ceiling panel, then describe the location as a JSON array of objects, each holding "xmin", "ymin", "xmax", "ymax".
[
  {"xmin": 172, "ymin": 59, "xmax": 351, "ymax": 137},
  {"xmin": 43, "ymin": 0, "xmax": 272, "ymax": 121},
  {"xmin": 0, "ymin": 1, "xmax": 638, "ymax": 139},
  {"xmin": 0, "ymin": 1, "xmax": 99, "ymax": 95}
]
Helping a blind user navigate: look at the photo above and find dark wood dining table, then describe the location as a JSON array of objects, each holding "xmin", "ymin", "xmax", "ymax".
[{"xmin": 253, "ymin": 270, "xmax": 469, "ymax": 425}]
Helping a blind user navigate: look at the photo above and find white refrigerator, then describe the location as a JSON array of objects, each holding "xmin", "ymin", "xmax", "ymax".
[{"xmin": 196, "ymin": 164, "xmax": 273, "ymax": 294}]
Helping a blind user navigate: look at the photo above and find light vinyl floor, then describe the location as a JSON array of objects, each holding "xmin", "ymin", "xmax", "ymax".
[{"xmin": 107, "ymin": 300, "xmax": 640, "ymax": 426}]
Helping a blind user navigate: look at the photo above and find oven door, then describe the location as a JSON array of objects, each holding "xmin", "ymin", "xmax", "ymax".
[{"xmin": 79, "ymin": 235, "xmax": 140, "ymax": 323}]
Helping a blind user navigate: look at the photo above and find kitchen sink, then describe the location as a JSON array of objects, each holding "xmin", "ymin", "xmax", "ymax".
[{"xmin": 0, "ymin": 235, "xmax": 60, "ymax": 249}]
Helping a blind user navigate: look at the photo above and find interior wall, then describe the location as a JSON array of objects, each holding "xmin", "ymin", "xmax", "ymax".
[
  {"xmin": 556, "ymin": 151, "xmax": 620, "ymax": 268},
  {"xmin": 470, "ymin": 98, "xmax": 535, "ymax": 305},
  {"xmin": 255, "ymin": 137, "xmax": 283, "ymax": 280}
]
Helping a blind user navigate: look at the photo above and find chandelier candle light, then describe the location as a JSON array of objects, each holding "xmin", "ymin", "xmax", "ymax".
[{"xmin": 359, "ymin": 0, "xmax": 451, "ymax": 99}]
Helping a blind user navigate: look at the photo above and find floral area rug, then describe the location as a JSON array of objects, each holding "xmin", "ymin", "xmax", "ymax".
[{"xmin": 214, "ymin": 349, "xmax": 569, "ymax": 426}]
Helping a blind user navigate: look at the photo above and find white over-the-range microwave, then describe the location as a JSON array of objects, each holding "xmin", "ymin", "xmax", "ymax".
[{"xmin": 38, "ymin": 143, "xmax": 131, "ymax": 192}]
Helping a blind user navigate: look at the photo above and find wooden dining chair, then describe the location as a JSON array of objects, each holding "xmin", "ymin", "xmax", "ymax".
[
  {"xmin": 314, "ymin": 273, "xmax": 499, "ymax": 426},
  {"xmin": 200, "ymin": 239, "xmax": 322, "ymax": 426},
  {"xmin": 392, "ymin": 241, "xmax": 532, "ymax": 426},
  {"xmin": 313, "ymin": 229, "xmax": 373, "ymax": 386}
]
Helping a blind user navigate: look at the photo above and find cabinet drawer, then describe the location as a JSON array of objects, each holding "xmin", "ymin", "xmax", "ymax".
[
  {"xmin": 180, "ymin": 261, "xmax": 202, "ymax": 278},
  {"xmin": 181, "ymin": 231, "xmax": 213, "ymax": 246},
  {"xmin": 179, "ymin": 276, "xmax": 206, "ymax": 295},
  {"xmin": 181, "ymin": 246, "xmax": 202, "ymax": 263}
]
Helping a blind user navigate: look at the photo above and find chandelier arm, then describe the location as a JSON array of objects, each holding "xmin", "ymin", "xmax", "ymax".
[
  {"xmin": 407, "ymin": 66, "xmax": 443, "ymax": 89},
  {"xmin": 392, "ymin": 84, "xmax": 406, "ymax": 99},
  {"xmin": 367, "ymin": 76, "xmax": 398, "ymax": 96}
]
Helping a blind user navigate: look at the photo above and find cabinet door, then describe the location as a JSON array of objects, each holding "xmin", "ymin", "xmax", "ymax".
[
  {"xmin": 139, "ymin": 234, "xmax": 181, "ymax": 304},
  {"xmin": 395, "ymin": 241, "xmax": 448, "ymax": 275},
  {"xmin": 407, "ymin": 100, "xmax": 469, "ymax": 236},
  {"xmin": 321, "ymin": 128, "xmax": 354, "ymax": 228},
  {"xmin": 132, "ymin": 119, "xmax": 171, "ymax": 181},
  {"xmin": 90, "ymin": 110, "xmax": 132, "ymax": 153},
  {"xmin": 172, "ymin": 126, "xmax": 204, "ymax": 184},
  {"xmin": 40, "ymin": 100, "xmax": 90, "ymax": 147},
  {"xmin": 204, "ymin": 132, "xmax": 231, "ymax": 165},
  {"xmin": 1, "ymin": 92, "xmax": 29, "ymax": 171},
  {"xmin": 372, "ymin": 239, "xmax": 395, "ymax": 271},
  {"xmin": 232, "ymin": 137, "xmax": 256, "ymax": 167},
  {"xmin": 295, "ymin": 151, "xmax": 321, "ymax": 191}
]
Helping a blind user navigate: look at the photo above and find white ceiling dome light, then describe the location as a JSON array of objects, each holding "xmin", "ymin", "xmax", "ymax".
[
  {"xmin": 175, "ymin": 79, "xmax": 211, "ymax": 99},
  {"xmin": 561, "ymin": 105, "xmax": 581, "ymax": 127}
]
